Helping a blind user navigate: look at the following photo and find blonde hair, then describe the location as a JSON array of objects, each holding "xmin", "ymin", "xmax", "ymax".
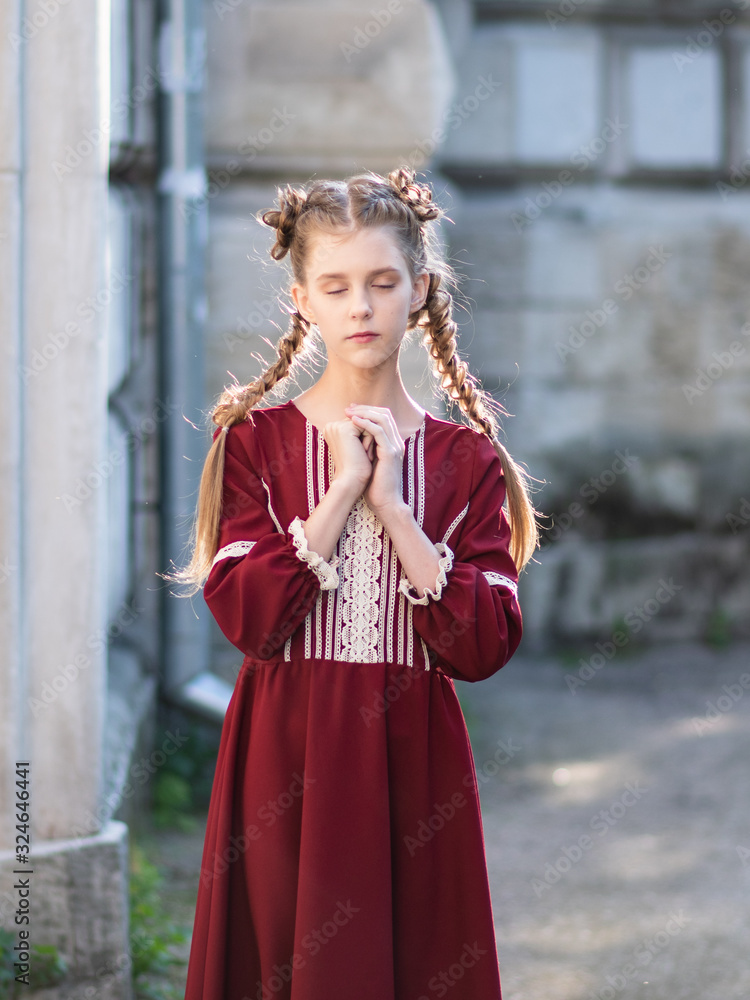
[{"xmin": 168, "ymin": 166, "xmax": 539, "ymax": 594}]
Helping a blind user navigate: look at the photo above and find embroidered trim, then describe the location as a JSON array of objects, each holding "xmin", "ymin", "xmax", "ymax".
[
  {"xmin": 339, "ymin": 497, "xmax": 383, "ymax": 661},
  {"xmin": 483, "ymin": 571, "xmax": 518, "ymax": 598},
  {"xmin": 288, "ymin": 516, "xmax": 339, "ymax": 591},
  {"xmin": 211, "ymin": 540, "xmax": 257, "ymax": 568},
  {"xmin": 442, "ymin": 502, "xmax": 469, "ymax": 545},
  {"xmin": 261, "ymin": 477, "xmax": 285, "ymax": 534},
  {"xmin": 398, "ymin": 542, "xmax": 454, "ymax": 605}
]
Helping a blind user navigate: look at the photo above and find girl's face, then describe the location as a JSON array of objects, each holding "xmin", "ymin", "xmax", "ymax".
[{"xmin": 291, "ymin": 225, "xmax": 429, "ymax": 371}]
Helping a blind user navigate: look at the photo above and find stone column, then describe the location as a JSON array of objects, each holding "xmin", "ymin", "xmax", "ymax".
[{"xmin": 0, "ymin": 0, "xmax": 131, "ymax": 995}]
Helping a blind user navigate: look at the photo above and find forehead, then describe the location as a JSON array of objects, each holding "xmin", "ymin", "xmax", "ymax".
[{"xmin": 306, "ymin": 225, "xmax": 408, "ymax": 278}]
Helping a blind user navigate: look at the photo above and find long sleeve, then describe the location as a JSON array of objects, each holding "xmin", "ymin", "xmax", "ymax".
[
  {"xmin": 399, "ymin": 430, "xmax": 523, "ymax": 682},
  {"xmin": 203, "ymin": 423, "xmax": 339, "ymax": 660}
]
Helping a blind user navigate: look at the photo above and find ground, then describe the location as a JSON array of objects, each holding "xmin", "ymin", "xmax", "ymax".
[{"xmin": 139, "ymin": 640, "xmax": 750, "ymax": 1000}]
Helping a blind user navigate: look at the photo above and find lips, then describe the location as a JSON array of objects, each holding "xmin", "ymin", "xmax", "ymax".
[{"xmin": 347, "ymin": 331, "xmax": 378, "ymax": 340}]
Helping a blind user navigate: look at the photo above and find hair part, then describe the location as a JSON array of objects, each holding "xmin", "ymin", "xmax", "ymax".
[{"xmin": 165, "ymin": 166, "xmax": 539, "ymax": 595}]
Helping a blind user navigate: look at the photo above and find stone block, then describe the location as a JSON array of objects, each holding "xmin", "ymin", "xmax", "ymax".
[
  {"xmin": 205, "ymin": 0, "xmax": 455, "ymax": 173},
  {"xmin": 537, "ymin": 533, "xmax": 750, "ymax": 645},
  {"xmin": 0, "ymin": 822, "xmax": 131, "ymax": 999},
  {"xmin": 438, "ymin": 26, "xmax": 514, "ymax": 164},
  {"xmin": 626, "ymin": 45, "xmax": 722, "ymax": 169}
]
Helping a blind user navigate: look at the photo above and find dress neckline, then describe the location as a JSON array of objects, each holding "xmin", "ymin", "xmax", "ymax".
[{"xmin": 285, "ymin": 398, "xmax": 429, "ymax": 444}]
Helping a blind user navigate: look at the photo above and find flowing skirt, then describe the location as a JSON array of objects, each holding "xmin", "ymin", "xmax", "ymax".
[{"xmin": 183, "ymin": 656, "xmax": 503, "ymax": 1000}]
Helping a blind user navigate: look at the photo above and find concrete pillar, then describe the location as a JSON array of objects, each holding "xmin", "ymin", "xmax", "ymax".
[{"xmin": 0, "ymin": 0, "xmax": 132, "ymax": 996}]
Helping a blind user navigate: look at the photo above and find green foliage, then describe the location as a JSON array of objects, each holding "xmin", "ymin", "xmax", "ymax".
[
  {"xmin": 129, "ymin": 842, "xmax": 187, "ymax": 999},
  {"xmin": 149, "ymin": 715, "xmax": 220, "ymax": 830},
  {"xmin": 705, "ymin": 607, "xmax": 732, "ymax": 649},
  {"xmin": 0, "ymin": 926, "xmax": 67, "ymax": 997}
]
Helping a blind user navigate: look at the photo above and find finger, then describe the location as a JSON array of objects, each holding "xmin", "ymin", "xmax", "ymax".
[{"xmin": 349, "ymin": 413, "xmax": 394, "ymax": 442}]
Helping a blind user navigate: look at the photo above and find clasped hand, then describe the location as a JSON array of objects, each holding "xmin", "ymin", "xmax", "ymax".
[{"xmin": 322, "ymin": 404, "xmax": 406, "ymax": 515}]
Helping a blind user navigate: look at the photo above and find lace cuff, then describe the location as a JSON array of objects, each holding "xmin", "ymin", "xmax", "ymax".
[
  {"xmin": 288, "ymin": 516, "xmax": 340, "ymax": 591},
  {"xmin": 482, "ymin": 571, "xmax": 519, "ymax": 599},
  {"xmin": 398, "ymin": 542, "xmax": 454, "ymax": 605}
]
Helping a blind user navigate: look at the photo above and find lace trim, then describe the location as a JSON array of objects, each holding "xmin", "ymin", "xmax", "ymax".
[
  {"xmin": 398, "ymin": 542, "xmax": 454, "ymax": 605},
  {"xmin": 261, "ymin": 477, "xmax": 284, "ymax": 534},
  {"xmin": 442, "ymin": 502, "xmax": 469, "ymax": 545},
  {"xmin": 339, "ymin": 497, "xmax": 383, "ymax": 660},
  {"xmin": 211, "ymin": 540, "xmax": 257, "ymax": 569},
  {"xmin": 340, "ymin": 497, "xmax": 384, "ymax": 663},
  {"xmin": 288, "ymin": 516, "xmax": 339, "ymax": 591},
  {"xmin": 483, "ymin": 571, "xmax": 518, "ymax": 598}
]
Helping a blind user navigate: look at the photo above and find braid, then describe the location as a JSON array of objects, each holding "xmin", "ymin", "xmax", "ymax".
[
  {"xmin": 164, "ymin": 309, "xmax": 312, "ymax": 594},
  {"xmin": 386, "ymin": 166, "xmax": 442, "ymax": 223},
  {"xmin": 422, "ymin": 275, "xmax": 539, "ymax": 570},
  {"xmin": 260, "ymin": 184, "xmax": 308, "ymax": 261}
]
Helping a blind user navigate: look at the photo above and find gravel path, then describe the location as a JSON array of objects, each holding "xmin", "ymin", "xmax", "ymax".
[{"xmin": 458, "ymin": 641, "xmax": 750, "ymax": 1000}]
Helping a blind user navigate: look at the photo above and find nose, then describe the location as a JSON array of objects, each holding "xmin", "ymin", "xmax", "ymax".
[{"xmin": 349, "ymin": 287, "xmax": 373, "ymax": 319}]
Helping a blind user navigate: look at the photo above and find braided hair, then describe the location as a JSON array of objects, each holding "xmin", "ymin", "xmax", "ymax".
[{"xmin": 167, "ymin": 166, "xmax": 539, "ymax": 593}]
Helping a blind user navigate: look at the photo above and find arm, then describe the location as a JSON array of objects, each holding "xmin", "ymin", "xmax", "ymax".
[
  {"xmin": 203, "ymin": 423, "xmax": 341, "ymax": 660},
  {"xmin": 395, "ymin": 431, "xmax": 523, "ymax": 682}
]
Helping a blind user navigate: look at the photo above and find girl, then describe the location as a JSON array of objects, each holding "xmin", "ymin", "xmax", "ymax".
[{"xmin": 176, "ymin": 166, "xmax": 537, "ymax": 1000}]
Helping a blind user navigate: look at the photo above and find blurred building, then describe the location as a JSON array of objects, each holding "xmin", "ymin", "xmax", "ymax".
[{"xmin": 2, "ymin": 0, "xmax": 750, "ymax": 996}]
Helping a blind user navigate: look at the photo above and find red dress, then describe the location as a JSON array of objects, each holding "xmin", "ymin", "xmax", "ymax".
[{"xmin": 184, "ymin": 398, "xmax": 523, "ymax": 1000}]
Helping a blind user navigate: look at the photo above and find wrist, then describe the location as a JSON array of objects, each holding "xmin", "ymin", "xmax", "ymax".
[
  {"xmin": 372, "ymin": 498, "xmax": 411, "ymax": 528},
  {"xmin": 328, "ymin": 475, "xmax": 365, "ymax": 504}
]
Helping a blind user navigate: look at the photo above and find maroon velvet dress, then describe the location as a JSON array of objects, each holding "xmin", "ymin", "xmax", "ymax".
[{"xmin": 183, "ymin": 398, "xmax": 522, "ymax": 1000}]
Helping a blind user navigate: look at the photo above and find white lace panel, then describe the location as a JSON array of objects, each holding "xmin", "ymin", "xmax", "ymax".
[
  {"xmin": 211, "ymin": 540, "xmax": 257, "ymax": 568},
  {"xmin": 288, "ymin": 515, "xmax": 340, "ymax": 591},
  {"xmin": 398, "ymin": 542, "xmax": 455, "ymax": 606},
  {"xmin": 338, "ymin": 497, "xmax": 383, "ymax": 661},
  {"xmin": 483, "ymin": 571, "xmax": 518, "ymax": 598}
]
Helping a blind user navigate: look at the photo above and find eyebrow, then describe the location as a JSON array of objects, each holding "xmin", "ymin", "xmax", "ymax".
[{"xmin": 315, "ymin": 267, "xmax": 401, "ymax": 281}]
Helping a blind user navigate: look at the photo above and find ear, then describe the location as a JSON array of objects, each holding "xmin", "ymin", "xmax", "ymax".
[
  {"xmin": 291, "ymin": 282, "xmax": 315, "ymax": 324},
  {"xmin": 410, "ymin": 272, "xmax": 430, "ymax": 313}
]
